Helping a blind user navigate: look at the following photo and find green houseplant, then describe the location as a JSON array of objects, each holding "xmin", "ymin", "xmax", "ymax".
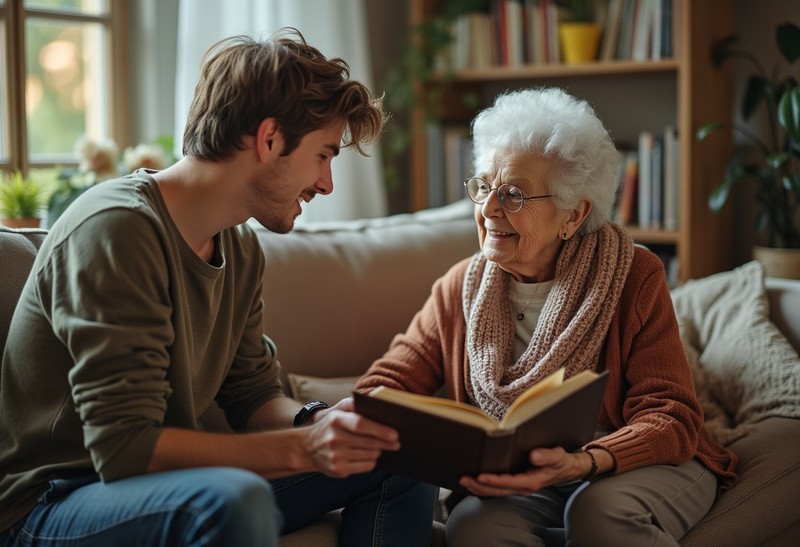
[
  {"xmin": 0, "ymin": 171, "xmax": 47, "ymax": 228},
  {"xmin": 697, "ymin": 21, "xmax": 800, "ymax": 277}
]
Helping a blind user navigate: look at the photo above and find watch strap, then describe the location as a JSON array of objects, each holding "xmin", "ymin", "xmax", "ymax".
[
  {"xmin": 293, "ymin": 401, "xmax": 330, "ymax": 427},
  {"xmin": 581, "ymin": 448, "xmax": 598, "ymax": 481}
]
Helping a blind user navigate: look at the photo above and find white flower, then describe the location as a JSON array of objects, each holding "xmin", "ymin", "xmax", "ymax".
[
  {"xmin": 123, "ymin": 143, "xmax": 167, "ymax": 172},
  {"xmin": 75, "ymin": 136, "xmax": 119, "ymax": 180}
]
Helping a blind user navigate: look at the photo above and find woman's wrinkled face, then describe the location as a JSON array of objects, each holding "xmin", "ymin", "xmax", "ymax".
[{"xmin": 474, "ymin": 150, "xmax": 573, "ymax": 282}]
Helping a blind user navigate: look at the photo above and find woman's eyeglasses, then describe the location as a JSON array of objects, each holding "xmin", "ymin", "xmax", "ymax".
[{"xmin": 464, "ymin": 177, "xmax": 553, "ymax": 214}]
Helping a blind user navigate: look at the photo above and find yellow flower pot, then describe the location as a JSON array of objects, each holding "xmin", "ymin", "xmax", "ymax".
[{"xmin": 559, "ymin": 23, "xmax": 601, "ymax": 64}]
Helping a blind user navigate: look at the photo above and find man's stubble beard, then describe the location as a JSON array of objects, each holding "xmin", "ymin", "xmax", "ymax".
[{"xmin": 248, "ymin": 161, "xmax": 296, "ymax": 234}]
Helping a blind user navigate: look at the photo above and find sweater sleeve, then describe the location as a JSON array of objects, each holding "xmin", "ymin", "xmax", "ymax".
[
  {"xmin": 588, "ymin": 250, "xmax": 706, "ymax": 473},
  {"xmin": 38, "ymin": 212, "xmax": 175, "ymax": 482}
]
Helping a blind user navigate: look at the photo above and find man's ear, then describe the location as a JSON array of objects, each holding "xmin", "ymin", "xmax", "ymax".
[{"xmin": 255, "ymin": 117, "xmax": 282, "ymax": 162}]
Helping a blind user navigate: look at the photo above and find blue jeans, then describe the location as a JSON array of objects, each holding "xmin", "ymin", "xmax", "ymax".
[
  {"xmin": 271, "ymin": 471, "xmax": 437, "ymax": 544},
  {"xmin": 0, "ymin": 468, "xmax": 436, "ymax": 546}
]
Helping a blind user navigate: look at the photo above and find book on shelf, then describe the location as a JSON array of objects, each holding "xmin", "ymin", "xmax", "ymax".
[
  {"xmin": 443, "ymin": 124, "xmax": 472, "ymax": 204},
  {"xmin": 650, "ymin": 134, "xmax": 663, "ymax": 230},
  {"xmin": 650, "ymin": 0, "xmax": 663, "ymax": 61},
  {"xmin": 600, "ymin": 0, "xmax": 624, "ymax": 61},
  {"xmin": 353, "ymin": 368, "xmax": 609, "ymax": 493},
  {"xmin": 505, "ymin": 0, "xmax": 525, "ymax": 66},
  {"xmin": 615, "ymin": 0, "xmax": 637, "ymax": 60},
  {"xmin": 637, "ymin": 130, "xmax": 654, "ymax": 229},
  {"xmin": 491, "ymin": 0, "xmax": 507, "ymax": 65},
  {"xmin": 615, "ymin": 150, "xmax": 639, "ymax": 226},
  {"xmin": 544, "ymin": 0, "xmax": 561, "ymax": 63},
  {"xmin": 662, "ymin": 125, "xmax": 679, "ymax": 231},
  {"xmin": 522, "ymin": 0, "xmax": 545, "ymax": 64},
  {"xmin": 660, "ymin": 0, "xmax": 674, "ymax": 58}
]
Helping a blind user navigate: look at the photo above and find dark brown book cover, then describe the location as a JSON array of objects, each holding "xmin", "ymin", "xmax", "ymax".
[{"xmin": 353, "ymin": 370, "xmax": 608, "ymax": 494}]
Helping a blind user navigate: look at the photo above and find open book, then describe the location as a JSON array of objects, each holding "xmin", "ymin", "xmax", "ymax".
[{"xmin": 353, "ymin": 368, "xmax": 608, "ymax": 493}]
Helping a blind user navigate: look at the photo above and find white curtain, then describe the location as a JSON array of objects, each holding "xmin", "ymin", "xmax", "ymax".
[{"xmin": 174, "ymin": 0, "xmax": 387, "ymax": 222}]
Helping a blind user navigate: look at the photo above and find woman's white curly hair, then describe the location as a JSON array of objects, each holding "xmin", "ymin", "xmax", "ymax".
[{"xmin": 471, "ymin": 87, "xmax": 620, "ymax": 234}]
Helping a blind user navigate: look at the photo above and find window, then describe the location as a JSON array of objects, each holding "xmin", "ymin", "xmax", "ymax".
[{"xmin": 0, "ymin": 0, "xmax": 127, "ymax": 176}]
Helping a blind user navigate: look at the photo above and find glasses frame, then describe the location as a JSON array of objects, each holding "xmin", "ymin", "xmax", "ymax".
[{"xmin": 464, "ymin": 177, "xmax": 554, "ymax": 213}]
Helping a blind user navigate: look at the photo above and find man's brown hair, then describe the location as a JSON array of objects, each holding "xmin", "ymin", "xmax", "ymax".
[{"xmin": 182, "ymin": 28, "xmax": 385, "ymax": 160}]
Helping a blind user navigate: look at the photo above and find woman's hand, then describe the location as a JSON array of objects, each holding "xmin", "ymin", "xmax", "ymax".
[{"xmin": 458, "ymin": 447, "xmax": 609, "ymax": 497}]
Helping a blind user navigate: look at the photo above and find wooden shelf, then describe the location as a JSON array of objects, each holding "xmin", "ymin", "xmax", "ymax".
[{"xmin": 437, "ymin": 59, "xmax": 680, "ymax": 81}]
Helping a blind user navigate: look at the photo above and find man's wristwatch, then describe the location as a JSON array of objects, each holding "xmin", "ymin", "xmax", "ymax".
[{"xmin": 293, "ymin": 401, "xmax": 330, "ymax": 427}]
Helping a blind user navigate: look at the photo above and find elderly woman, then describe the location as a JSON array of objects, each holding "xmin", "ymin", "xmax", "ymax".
[{"xmin": 355, "ymin": 87, "xmax": 737, "ymax": 545}]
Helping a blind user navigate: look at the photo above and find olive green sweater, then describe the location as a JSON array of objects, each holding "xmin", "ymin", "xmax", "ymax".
[
  {"xmin": 357, "ymin": 246, "xmax": 738, "ymax": 489},
  {"xmin": 0, "ymin": 172, "xmax": 283, "ymax": 532}
]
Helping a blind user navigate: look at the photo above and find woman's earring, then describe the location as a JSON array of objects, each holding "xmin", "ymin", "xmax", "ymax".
[{"xmin": 561, "ymin": 230, "xmax": 569, "ymax": 240}]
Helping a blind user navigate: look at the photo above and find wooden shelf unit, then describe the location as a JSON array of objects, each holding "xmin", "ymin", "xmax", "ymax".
[{"xmin": 407, "ymin": 0, "xmax": 735, "ymax": 283}]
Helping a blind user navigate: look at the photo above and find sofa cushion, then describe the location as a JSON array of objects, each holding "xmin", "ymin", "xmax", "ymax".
[
  {"xmin": 287, "ymin": 374, "xmax": 361, "ymax": 404},
  {"xmin": 679, "ymin": 417, "xmax": 800, "ymax": 546},
  {"xmin": 670, "ymin": 260, "xmax": 800, "ymax": 444}
]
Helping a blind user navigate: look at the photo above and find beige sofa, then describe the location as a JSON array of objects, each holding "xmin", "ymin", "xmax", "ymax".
[{"xmin": 3, "ymin": 199, "xmax": 799, "ymax": 546}]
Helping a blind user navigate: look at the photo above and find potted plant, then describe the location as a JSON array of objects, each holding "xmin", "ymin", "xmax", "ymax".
[
  {"xmin": 558, "ymin": 0, "xmax": 601, "ymax": 64},
  {"xmin": 697, "ymin": 21, "xmax": 800, "ymax": 279},
  {"xmin": 0, "ymin": 171, "xmax": 46, "ymax": 229}
]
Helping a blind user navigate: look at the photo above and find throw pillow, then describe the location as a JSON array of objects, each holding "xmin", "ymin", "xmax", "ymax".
[
  {"xmin": 670, "ymin": 260, "xmax": 800, "ymax": 444},
  {"xmin": 287, "ymin": 373, "xmax": 362, "ymax": 404}
]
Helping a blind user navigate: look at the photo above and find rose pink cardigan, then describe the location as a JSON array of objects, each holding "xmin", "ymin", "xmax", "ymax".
[{"xmin": 356, "ymin": 246, "xmax": 737, "ymax": 489}]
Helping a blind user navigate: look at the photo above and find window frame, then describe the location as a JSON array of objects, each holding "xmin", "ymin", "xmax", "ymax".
[{"xmin": 0, "ymin": 0, "xmax": 129, "ymax": 175}]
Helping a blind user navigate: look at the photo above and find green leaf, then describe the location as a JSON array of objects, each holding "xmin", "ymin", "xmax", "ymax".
[
  {"xmin": 708, "ymin": 169, "xmax": 743, "ymax": 212},
  {"xmin": 710, "ymin": 34, "xmax": 739, "ymax": 66},
  {"xmin": 776, "ymin": 22, "xmax": 800, "ymax": 63},
  {"xmin": 784, "ymin": 172, "xmax": 800, "ymax": 197},
  {"xmin": 696, "ymin": 121, "xmax": 724, "ymax": 141},
  {"xmin": 0, "ymin": 172, "xmax": 45, "ymax": 218},
  {"xmin": 766, "ymin": 151, "xmax": 790, "ymax": 169},
  {"xmin": 778, "ymin": 86, "xmax": 800, "ymax": 143}
]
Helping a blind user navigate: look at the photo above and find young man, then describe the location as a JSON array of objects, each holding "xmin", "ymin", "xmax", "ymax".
[{"xmin": 0, "ymin": 29, "xmax": 436, "ymax": 546}]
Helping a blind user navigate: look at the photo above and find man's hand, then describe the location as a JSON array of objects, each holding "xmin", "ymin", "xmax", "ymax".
[{"xmin": 303, "ymin": 397, "xmax": 400, "ymax": 477}]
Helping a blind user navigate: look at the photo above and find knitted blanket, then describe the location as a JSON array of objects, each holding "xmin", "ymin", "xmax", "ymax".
[{"xmin": 671, "ymin": 261, "xmax": 800, "ymax": 445}]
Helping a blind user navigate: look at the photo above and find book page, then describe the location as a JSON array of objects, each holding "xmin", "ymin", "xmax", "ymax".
[
  {"xmin": 501, "ymin": 369, "xmax": 600, "ymax": 429},
  {"xmin": 366, "ymin": 386, "xmax": 499, "ymax": 430},
  {"xmin": 504, "ymin": 368, "xmax": 565, "ymax": 417}
]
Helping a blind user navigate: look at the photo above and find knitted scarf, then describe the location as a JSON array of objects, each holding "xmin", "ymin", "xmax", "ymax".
[{"xmin": 462, "ymin": 223, "xmax": 634, "ymax": 421}]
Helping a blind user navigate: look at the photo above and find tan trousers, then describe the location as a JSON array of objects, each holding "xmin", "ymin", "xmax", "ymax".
[{"xmin": 446, "ymin": 459, "xmax": 717, "ymax": 547}]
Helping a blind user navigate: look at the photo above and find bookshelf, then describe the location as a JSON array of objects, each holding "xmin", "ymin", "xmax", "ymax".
[{"xmin": 407, "ymin": 0, "xmax": 735, "ymax": 283}]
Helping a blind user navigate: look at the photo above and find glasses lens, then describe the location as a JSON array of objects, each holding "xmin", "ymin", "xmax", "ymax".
[
  {"xmin": 497, "ymin": 184, "xmax": 524, "ymax": 212},
  {"xmin": 465, "ymin": 177, "xmax": 491, "ymax": 203}
]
